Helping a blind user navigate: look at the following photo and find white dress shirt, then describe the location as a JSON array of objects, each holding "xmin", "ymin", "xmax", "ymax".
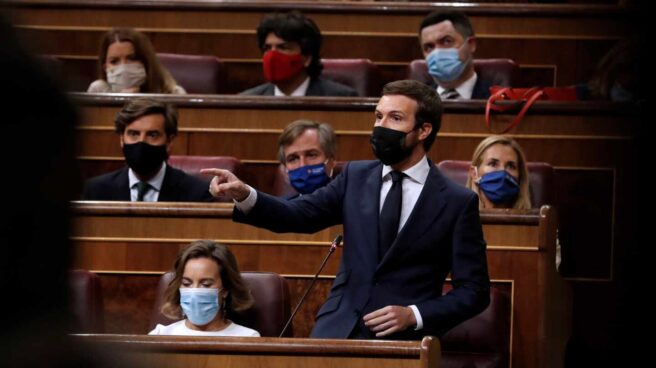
[
  {"xmin": 437, "ymin": 72, "xmax": 478, "ymax": 100},
  {"xmin": 274, "ymin": 76, "xmax": 311, "ymax": 96},
  {"xmin": 128, "ymin": 162, "xmax": 166, "ymax": 202},
  {"xmin": 380, "ymin": 155, "xmax": 430, "ymax": 330},
  {"xmin": 235, "ymin": 155, "xmax": 432, "ymax": 330}
]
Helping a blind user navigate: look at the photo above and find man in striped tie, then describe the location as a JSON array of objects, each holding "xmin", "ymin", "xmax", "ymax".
[{"xmin": 419, "ymin": 11, "xmax": 491, "ymax": 100}]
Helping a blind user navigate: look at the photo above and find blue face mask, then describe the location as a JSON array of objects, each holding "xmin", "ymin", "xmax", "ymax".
[
  {"xmin": 477, "ymin": 170, "xmax": 520, "ymax": 205},
  {"xmin": 288, "ymin": 162, "xmax": 331, "ymax": 195},
  {"xmin": 179, "ymin": 288, "xmax": 221, "ymax": 326},
  {"xmin": 426, "ymin": 47, "xmax": 468, "ymax": 83}
]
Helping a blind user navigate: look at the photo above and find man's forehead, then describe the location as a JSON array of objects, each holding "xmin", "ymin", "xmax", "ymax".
[
  {"xmin": 284, "ymin": 129, "xmax": 323, "ymax": 155},
  {"xmin": 265, "ymin": 32, "xmax": 294, "ymax": 45},
  {"xmin": 126, "ymin": 114, "xmax": 166, "ymax": 131},
  {"xmin": 421, "ymin": 20, "xmax": 461, "ymax": 41},
  {"xmin": 376, "ymin": 95, "xmax": 418, "ymax": 114}
]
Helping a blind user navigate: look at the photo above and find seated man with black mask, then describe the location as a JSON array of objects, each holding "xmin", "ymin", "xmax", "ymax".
[
  {"xmin": 82, "ymin": 98, "xmax": 213, "ymax": 202},
  {"xmin": 278, "ymin": 120, "xmax": 337, "ymax": 198},
  {"xmin": 240, "ymin": 11, "xmax": 357, "ymax": 97}
]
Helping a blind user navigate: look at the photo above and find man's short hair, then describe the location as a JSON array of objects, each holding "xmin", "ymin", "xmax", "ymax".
[
  {"xmin": 114, "ymin": 98, "xmax": 178, "ymax": 137},
  {"xmin": 256, "ymin": 11, "xmax": 324, "ymax": 78},
  {"xmin": 277, "ymin": 120, "xmax": 336, "ymax": 164},
  {"xmin": 381, "ymin": 80, "xmax": 442, "ymax": 151},
  {"xmin": 419, "ymin": 11, "xmax": 475, "ymax": 39}
]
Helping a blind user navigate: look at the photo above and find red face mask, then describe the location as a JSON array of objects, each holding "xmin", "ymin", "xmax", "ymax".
[{"xmin": 262, "ymin": 50, "xmax": 305, "ymax": 83}]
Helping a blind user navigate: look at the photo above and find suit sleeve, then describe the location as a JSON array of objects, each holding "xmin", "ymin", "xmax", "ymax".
[
  {"xmin": 233, "ymin": 163, "xmax": 349, "ymax": 233},
  {"xmin": 81, "ymin": 177, "xmax": 103, "ymax": 200},
  {"xmin": 416, "ymin": 193, "xmax": 490, "ymax": 334},
  {"xmin": 81, "ymin": 180, "xmax": 94, "ymax": 200}
]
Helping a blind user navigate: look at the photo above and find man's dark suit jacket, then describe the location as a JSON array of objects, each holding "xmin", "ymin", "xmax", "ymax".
[
  {"xmin": 240, "ymin": 77, "xmax": 358, "ymax": 97},
  {"xmin": 234, "ymin": 160, "xmax": 490, "ymax": 339},
  {"xmin": 430, "ymin": 77, "xmax": 493, "ymax": 100},
  {"xmin": 82, "ymin": 165, "xmax": 214, "ymax": 202}
]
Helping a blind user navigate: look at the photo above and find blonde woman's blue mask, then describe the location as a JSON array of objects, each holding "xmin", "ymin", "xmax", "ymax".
[{"xmin": 478, "ymin": 170, "xmax": 520, "ymax": 204}]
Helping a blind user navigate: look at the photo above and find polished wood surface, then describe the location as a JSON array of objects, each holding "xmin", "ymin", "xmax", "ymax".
[
  {"xmin": 74, "ymin": 334, "xmax": 441, "ymax": 368},
  {"xmin": 73, "ymin": 94, "xmax": 634, "ymax": 281},
  {"xmin": 70, "ymin": 202, "xmax": 569, "ymax": 368},
  {"xmin": 6, "ymin": 0, "xmax": 626, "ymax": 89}
]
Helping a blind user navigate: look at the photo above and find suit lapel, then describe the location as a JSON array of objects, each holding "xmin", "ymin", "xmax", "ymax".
[
  {"xmin": 116, "ymin": 167, "xmax": 131, "ymax": 201},
  {"xmin": 376, "ymin": 163, "xmax": 448, "ymax": 271},
  {"xmin": 305, "ymin": 78, "xmax": 323, "ymax": 96},
  {"xmin": 158, "ymin": 166, "xmax": 177, "ymax": 201},
  {"xmin": 472, "ymin": 78, "xmax": 491, "ymax": 99},
  {"xmin": 358, "ymin": 163, "xmax": 383, "ymax": 269}
]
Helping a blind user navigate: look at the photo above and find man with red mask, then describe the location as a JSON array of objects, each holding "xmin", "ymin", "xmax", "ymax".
[{"xmin": 240, "ymin": 11, "xmax": 358, "ymax": 97}]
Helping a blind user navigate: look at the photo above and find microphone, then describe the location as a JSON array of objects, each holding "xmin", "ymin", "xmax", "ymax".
[{"xmin": 279, "ymin": 235, "xmax": 343, "ymax": 337}]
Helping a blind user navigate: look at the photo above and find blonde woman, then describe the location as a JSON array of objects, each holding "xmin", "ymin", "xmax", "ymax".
[{"xmin": 466, "ymin": 135, "xmax": 531, "ymax": 209}]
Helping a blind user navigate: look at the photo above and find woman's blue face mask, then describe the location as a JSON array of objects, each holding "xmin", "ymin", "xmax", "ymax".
[
  {"xmin": 180, "ymin": 287, "xmax": 222, "ymax": 326},
  {"xmin": 475, "ymin": 167, "xmax": 520, "ymax": 205}
]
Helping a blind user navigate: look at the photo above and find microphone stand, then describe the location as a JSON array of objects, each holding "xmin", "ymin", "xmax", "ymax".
[{"xmin": 279, "ymin": 235, "xmax": 343, "ymax": 337}]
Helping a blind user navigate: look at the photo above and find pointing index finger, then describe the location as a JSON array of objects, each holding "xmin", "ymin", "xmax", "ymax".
[{"xmin": 200, "ymin": 168, "xmax": 227, "ymax": 176}]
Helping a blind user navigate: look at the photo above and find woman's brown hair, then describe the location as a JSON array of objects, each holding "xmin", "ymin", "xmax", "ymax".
[
  {"xmin": 161, "ymin": 240, "xmax": 253, "ymax": 319},
  {"xmin": 96, "ymin": 27, "xmax": 179, "ymax": 93}
]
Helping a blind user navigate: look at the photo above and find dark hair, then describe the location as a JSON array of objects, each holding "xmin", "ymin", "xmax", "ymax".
[
  {"xmin": 382, "ymin": 80, "xmax": 442, "ymax": 151},
  {"xmin": 419, "ymin": 11, "xmax": 475, "ymax": 38},
  {"xmin": 97, "ymin": 27, "xmax": 179, "ymax": 93},
  {"xmin": 256, "ymin": 11, "xmax": 323, "ymax": 78},
  {"xmin": 277, "ymin": 120, "xmax": 336, "ymax": 164},
  {"xmin": 114, "ymin": 98, "xmax": 178, "ymax": 137},
  {"xmin": 161, "ymin": 240, "xmax": 254, "ymax": 320}
]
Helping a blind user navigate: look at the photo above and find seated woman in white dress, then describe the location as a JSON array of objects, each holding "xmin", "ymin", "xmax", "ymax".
[{"xmin": 149, "ymin": 240, "xmax": 260, "ymax": 336}]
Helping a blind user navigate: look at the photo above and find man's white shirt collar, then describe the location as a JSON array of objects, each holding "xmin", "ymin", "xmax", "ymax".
[
  {"xmin": 381, "ymin": 155, "xmax": 430, "ymax": 185},
  {"xmin": 274, "ymin": 76, "xmax": 311, "ymax": 96},
  {"xmin": 437, "ymin": 72, "xmax": 478, "ymax": 100},
  {"xmin": 128, "ymin": 162, "xmax": 167, "ymax": 192}
]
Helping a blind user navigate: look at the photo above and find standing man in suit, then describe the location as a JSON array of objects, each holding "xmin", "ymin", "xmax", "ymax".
[
  {"xmin": 203, "ymin": 80, "xmax": 489, "ymax": 339},
  {"xmin": 420, "ymin": 11, "xmax": 491, "ymax": 100},
  {"xmin": 82, "ymin": 98, "xmax": 213, "ymax": 202},
  {"xmin": 278, "ymin": 119, "xmax": 337, "ymax": 198},
  {"xmin": 240, "ymin": 11, "xmax": 358, "ymax": 97}
]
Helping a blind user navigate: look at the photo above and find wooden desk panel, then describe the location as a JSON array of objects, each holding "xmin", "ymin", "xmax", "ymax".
[
  {"xmin": 7, "ymin": 1, "xmax": 627, "ymax": 36},
  {"xmin": 74, "ymin": 334, "xmax": 441, "ymax": 368},
  {"xmin": 14, "ymin": 27, "xmax": 613, "ymax": 88},
  {"xmin": 7, "ymin": 1, "xmax": 626, "ymax": 87},
  {"xmin": 72, "ymin": 94, "xmax": 634, "ymax": 281},
  {"xmin": 70, "ymin": 202, "xmax": 569, "ymax": 368}
]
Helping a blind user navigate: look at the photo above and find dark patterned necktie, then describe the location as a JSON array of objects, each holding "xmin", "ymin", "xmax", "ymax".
[
  {"xmin": 136, "ymin": 181, "xmax": 152, "ymax": 201},
  {"xmin": 441, "ymin": 88, "xmax": 460, "ymax": 100},
  {"xmin": 378, "ymin": 171, "xmax": 405, "ymax": 260}
]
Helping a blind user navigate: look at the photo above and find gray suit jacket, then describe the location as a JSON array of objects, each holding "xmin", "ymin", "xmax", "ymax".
[{"xmin": 240, "ymin": 77, "xmax": 358, "ymax": 97}]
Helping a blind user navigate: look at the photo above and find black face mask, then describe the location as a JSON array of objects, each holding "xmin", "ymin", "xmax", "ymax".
[
  {"xmin": 122, "ymin": 141, "xmax": 168, "ymax": 176},
  {"xmin": 370, "ymin": 126, "xmax": 418, "ymax": 166}
]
